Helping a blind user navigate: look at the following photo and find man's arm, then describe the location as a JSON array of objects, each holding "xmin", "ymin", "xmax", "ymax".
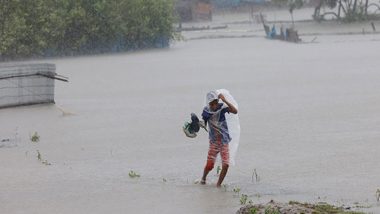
[
  {"xmin": 218, "ymin": 94, "xmax": 238, "ymax": 114},
  {"xmin": 202, "ymin": 109, "xmax": 210, "ymax": 126}
]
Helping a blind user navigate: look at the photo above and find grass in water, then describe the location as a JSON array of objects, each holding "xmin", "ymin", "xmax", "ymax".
[
  {"xmin": 249, "ymin": 207, "xmax": 258, "ymax": 214},
  {"xmin": 128, "ymin": 170, "xmax": 140, "ymax": 178},
  {"xmin": 30, "ymin": 132, "xmax": 40, "ymax": 143},
  {"xmin": 216, "ymin": 165, "xmax": 221, "ymax": 175},
  {"xmin": 240, "ymin": 194, "xmax": 248, "ymax": 205},
  {"xmin": 252, "ymin": 169, "xmax": 260, "ymax": 183},
  {"xmin": 264, "ymin": 207, "xmax": 280, "ymax": 214},
  {"xmin": 233, "ymin": 187, "xmax": 241, "ymax": 196},
  {"xmin": 222, "ymin": 184, "xmax": 228, "ymax": 192},
  {"xmin": 239, "ymin": 201, "xmax": 365, "ymax": 214},
  {"xmin": 288, "ymin": 201, "xmax": 365, "ymax": 214},
  {"xmin": 36, "ymin": 150, "xmax": 51, "ymax": 165},
  {"xmin": 37, "ymin": 150, "xmax": 42, "ymax": 161}
]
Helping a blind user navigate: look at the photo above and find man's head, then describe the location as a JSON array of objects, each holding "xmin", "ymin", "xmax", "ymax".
[{"xmin": 207, "ymin": 91, "xmax": 219, "ymax": 111}]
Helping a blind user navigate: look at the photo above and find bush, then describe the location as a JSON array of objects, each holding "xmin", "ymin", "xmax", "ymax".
[{"xmin": 0, "ymin": 0, "xmax": 176, "ymax": 60}]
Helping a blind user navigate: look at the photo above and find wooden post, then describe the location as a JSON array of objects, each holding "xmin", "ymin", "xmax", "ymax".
[
  {"xmin": 338, "ymin": 0, "xmax": 342, "ymax": 19},
  {"xmin": 371, "ymin": 22, "xmax": 376, "ymax": 32}
]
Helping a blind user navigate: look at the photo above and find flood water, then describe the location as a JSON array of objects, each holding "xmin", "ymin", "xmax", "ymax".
[{"xmin": 1, "ymin": 28, "xmax": 380, "ymax": 213}]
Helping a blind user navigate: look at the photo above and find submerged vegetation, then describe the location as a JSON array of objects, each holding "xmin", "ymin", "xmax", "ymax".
[
  {"xmin": 216, "ymin": 165, "xmax": 221, "ymax": 175},
  {"xmin": 252, "ymin": 169, "xmax": 260, "ymax": 183},
  {"xmin": 30, "ymin": 132, "xmax": 40, "ymax": 143},
  {"xmin": 0, "ymin": 0, "xmax": 176, "ymax": 60},
  {"xmin": 36, "ymin": 150, "xmax": 51, "ymax": 166},
  {"xmin": 237, "ymin": 200, "xmax": 366, "ymax": 214},
  {"xmin": 128, "ymin": 170, "xmax": 140, "ymax": 178},
  {"xmin": 233, "ymin": 187, "xmax": 241, "ymax": 196},
  {"xmin": 240, "ymin": 194, "xmax": 249, "ymax": 205}
]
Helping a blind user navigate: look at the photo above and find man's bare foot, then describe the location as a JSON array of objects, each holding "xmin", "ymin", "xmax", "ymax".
[
  {"xmin": 200, "ymin": 179, "xmax": 206, "ymax": 185},
  {"xmin": 216, "ymin": 184, "xmax": 221, "ymax": 188}
]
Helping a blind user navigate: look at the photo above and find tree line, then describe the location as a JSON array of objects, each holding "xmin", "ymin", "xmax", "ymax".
[{"xmin": 0, "ymin": 0, "xmax": 176, "ymax": 60}]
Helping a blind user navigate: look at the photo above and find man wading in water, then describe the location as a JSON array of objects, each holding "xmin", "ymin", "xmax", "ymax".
[{"xmin": 200, "ymin": 91, "xmax": 238, "ymax": 187}]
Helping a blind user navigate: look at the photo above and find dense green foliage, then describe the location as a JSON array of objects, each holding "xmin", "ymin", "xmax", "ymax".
[{"xmin": 0, "ymin": 0, "xmax": 176, "ymax": 59}]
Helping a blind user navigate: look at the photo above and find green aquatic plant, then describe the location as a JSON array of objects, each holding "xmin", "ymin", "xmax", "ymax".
[
  {"xmin": 249, "ymin": 207, "xmax": 258, "ymax": 214},
  {"xmin": 264, "ymin": 207, "xmax": 280, "ymax": 214},
  {"xmin": 128, "ymin": 170, "xmax": 140, "ymax": 178},
  {"xmin": 36, "ymin": 150, "xmax": 51, "ymax": 165},
  {"xmin": 42, "ymin": 160, "xmax": 51, "ymax": 166},
  {"xmin": 240, "ymin": 201, "xmax": 365, "ymax": 214},
  {"xmin": 240, "ymin": 194, "xmax": 248, "ymax": 205},
  {"xmin": 252, "ymin": 169, "xmax": 260, "ymax": 183},
  {"xmin": 288, "ymin": 201, "xmax": 365, "ymax": 214},
  {"xmin": 314, "ymin": 203, "xmax": 364, "ymax": 213},
  {"xmin": 30, "ymin": 132, "xmax": 40, "ymax": 142},
  {"xmin": 222, "ymin": 184, "xmax": 228, "ymax": 192},
  {"xmin": 37, "ymin": 150, "xmax": 42, "ymax": 161},
  {"xmin": 233, "ymin": 187, "xmax": 241, "ymax": 196},
  {"xmin": 216, "ymin": 165, "xmax": 221, "ymax": 175}
]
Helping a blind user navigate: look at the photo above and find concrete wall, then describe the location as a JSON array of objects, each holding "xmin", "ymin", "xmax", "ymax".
[{"xmin": 0, "ymin": 63, "xmax": 56, "ymax": 108}]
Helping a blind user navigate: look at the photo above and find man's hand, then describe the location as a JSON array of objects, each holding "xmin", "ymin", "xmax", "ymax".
[
  {"xmin": 218, "ymin": 93, "xmax": 238, "ymax": 114},
  {"xmin": 218, "ymin": 93, "xmax": 226, "ymax": 102}
]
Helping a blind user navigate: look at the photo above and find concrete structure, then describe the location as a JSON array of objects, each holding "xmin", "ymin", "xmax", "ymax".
[{"xmin": 0, "ymin": 63, "xmax": 67, "ymax": 109}]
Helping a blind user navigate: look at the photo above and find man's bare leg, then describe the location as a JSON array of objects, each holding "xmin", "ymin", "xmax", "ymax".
[
  {"xmin": 201, "ymin": 159, "xmax": 215, "ymax": 185},
  {"xmin": 216, "ymin": 164, "xmax": 229, "ymax": 187},
  {"xmin": 201, "ymin": 168, "xmax": 211, "ymax": 184}
]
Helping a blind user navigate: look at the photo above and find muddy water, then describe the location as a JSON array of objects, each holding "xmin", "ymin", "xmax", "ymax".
[{"xmin": 1, "ymin": 35, "xmax": 380, "ymax": 213}]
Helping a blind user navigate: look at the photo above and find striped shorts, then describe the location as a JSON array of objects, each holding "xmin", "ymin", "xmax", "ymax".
[{"xmin": 205, "ymin": 139, "xmax": 229, "ymax": 169}]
